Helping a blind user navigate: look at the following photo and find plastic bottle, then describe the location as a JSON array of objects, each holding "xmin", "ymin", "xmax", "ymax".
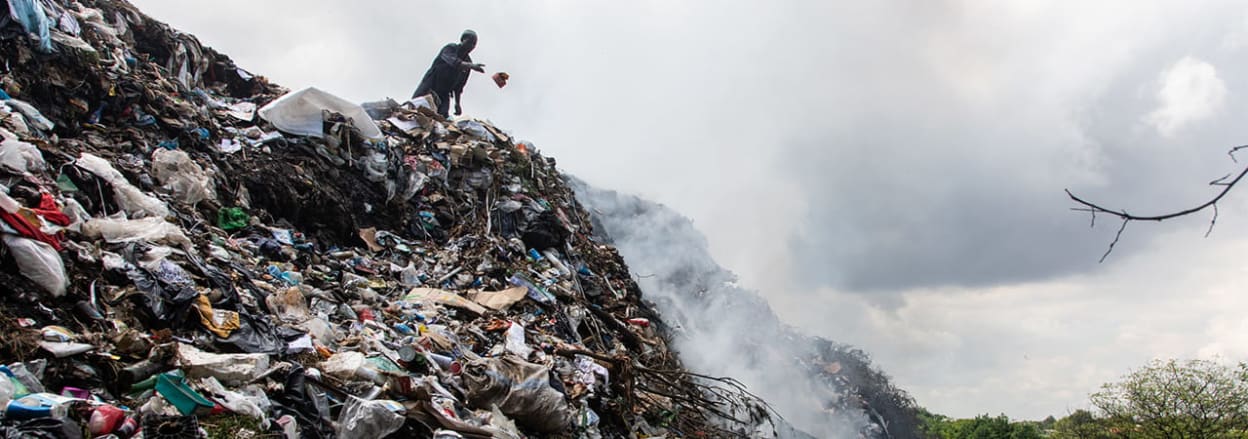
[
  {"xmin": 2, "ymin": 393, "xmax": 74, "ymax": 420},
  {"xmin": 89, "ymin": 404, "xmax": 126, "ymax": 435},
  {"xmin": 121, "ymin": 358, "xmax": 165, "ymax": 388},
  {"xmin": 399, "ymin": 263, "xmax": 422, "ymax": 287},
  {"xmin": 0, "ymin": 377, "xmax": 13, "ymax": 408},
  {"xmin": 542, "ymin": 250, "xmax": 571, "ymax": 277}
]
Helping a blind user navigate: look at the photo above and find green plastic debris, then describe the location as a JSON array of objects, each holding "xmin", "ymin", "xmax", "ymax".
[
  {"xmin": 217, "ymin": 207, "xmax": 249, "ymax": 231},
  {"xmin": 56, "ymin": 174, "xmax": 79, "ymax": 193},
  {"xmin": 367, "ymin": 355, "xmax": 403, "ymax": 373},
  {"xmin": 155, "ymin": 372, "xmax": 214, "ymax": 416}
]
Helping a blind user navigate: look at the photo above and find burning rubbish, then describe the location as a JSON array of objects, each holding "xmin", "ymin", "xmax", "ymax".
[{"xmin": 0, "ymin": 0, "xmax": 780, "ymax": 437}]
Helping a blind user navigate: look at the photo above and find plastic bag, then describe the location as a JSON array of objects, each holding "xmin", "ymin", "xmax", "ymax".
[
  {"xmin": 37, "ymin": 341, "xmax": 93, "ymax": 357},
  {"xmin": 6, "ymin": 0, "xmax": 53, "ymax": 53},
  {"xmin": 398, "ymin": 263, "xmax": 422, "ymax": 287},
  {"xmin": 5, "ymin": 100, "xmax": 54, "ymax": 131},
  {"xmin": 224, "ymin": 101, "xmax": 256, "ymax": 121},
  {"xmin": 151, "ymin": 148, "xmax": 216, "ymax": 205},
  {"xmin": 82, "ymin": 216, "xmax": 192, "ymax": 249},
  {"xmin": 0, "ymin": 138, "xmax": 45, "ymax": 175},
  {"xmin": 336, "ymin": 396, "xmax": 405, "ymax": 439},
  {"xmin": 257, "ymin": 87, "xmax": 382, "ymax": 140},
  {"xmin": 320, "ymin": 352, "xmax": 373, "ymax": 382},
  {"xmin": 396, "ymin": 170, "xmax": 427, "ymax": 203},
  {"xmin": 76, "ymin": 153, "xmax": 169, "ymax": 219},
  {"xmin": 361, "ymin": 151, "xmax": 388, "ymax": 182},
  {"xmin": 2, "ymin": 234, "xmax": 67, "ymax": 297},
  {"xmin": 216, "ymin": 207, "xmax": 249, "ymax": 231},
  {"xmin": 56, "ymin": 8, "xmax": 80, "ymax": 35},
  {"xmin": 265, "ymin": 287, "xmax": 312, "ymax": 323},
  {"xmin": 214, "ymin": 312, "xmax": 304, "ymax": 354},
  {"xmin": 50, "ymin": 31, "xmax": 94, "ymax": 54},
  {"xmin": 520, "ymin": 210, "xmax": 570, "ymax": 250},
  {"xmin": 462, "ymin": 356, "xmax": 574, "ymax": 433},
  {"xmin": 505, "ymin": 322, "xmax": 532, "ymax": 358},
  {"xmin": 194, "ymin": 377, "xmax": 268, "ymax": 423},
  {"xmin": 360, "ymin": 98, "xmax": 399, "ymax": 120},
  {"xmin": 455, "ymin": 120, "xmax": 496, "ymax": 142}
]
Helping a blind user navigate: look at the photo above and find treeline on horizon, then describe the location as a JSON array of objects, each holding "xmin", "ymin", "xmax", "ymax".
[{"xmin": 918, "ymin": 358, "xmax": 1248, "ymax": 438}]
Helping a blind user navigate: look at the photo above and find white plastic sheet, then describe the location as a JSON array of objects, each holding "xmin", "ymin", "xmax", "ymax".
[
  {"xmin": 504, "ymin": 322, "xmax": 532, "ymax": 358},
  {"xmin": 258, "ymin": 87, "xmax": 382, "ymax": 140},
  {"xmin": 0, "ymin": 138, "xmax": 45, "ymax": 175},
  {"xmin": 336, "ymin": 396, "xmax": 405, "ymax": 439},
  {"xmin": 151, "ymin": 148, "xmax": 216, "ymax": 204},
  {"xmin": 81, "ymin": 216, "xmax": 192, "ymax": 249},
  {"xmin": 5, "ymin": 99, "xmax": 54, "ymax": 131},
  {"xmin": 224, "ymin": 101, "xmax": 256, "ymax": 121},
  {"xmin": 2, "ymin": 234, "xmax": 67, "ymax": 297},
  {"xmin": 194, "ymin": 377, "xmax": 269, "ymax": 423},
  {"xmin": 76, "ymin": 153, "xmax": 169, "ymax": 218}
]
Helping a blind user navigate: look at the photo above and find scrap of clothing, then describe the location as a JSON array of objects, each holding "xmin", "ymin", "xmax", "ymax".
[{"xmin": 1, "ymin": 192, "xmax": 68, "ymax": 250}]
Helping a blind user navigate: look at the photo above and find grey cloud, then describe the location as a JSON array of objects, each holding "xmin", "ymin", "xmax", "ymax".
[{"xmin": 778, "ymin": 2, "xmax": 1248, "ymax": 292}]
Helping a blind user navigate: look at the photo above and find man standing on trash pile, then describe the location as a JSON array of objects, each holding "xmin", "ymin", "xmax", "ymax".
[{"xmin": 412, "ymin": 29, "xmax": 485, "ymax": 118}]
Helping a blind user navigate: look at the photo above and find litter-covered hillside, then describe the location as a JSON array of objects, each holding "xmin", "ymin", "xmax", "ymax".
[{"xmin": 0, "ymin": 0, "xmax": 775, "ymax": 437}]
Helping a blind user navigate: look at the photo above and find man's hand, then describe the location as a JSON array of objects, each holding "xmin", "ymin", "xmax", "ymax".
[{"xmin": 470, "ymin": 63, "xmax": 486, "ymax": 73}]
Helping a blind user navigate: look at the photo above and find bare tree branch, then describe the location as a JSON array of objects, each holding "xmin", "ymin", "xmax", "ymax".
[
  {"xmin": 1065, "ymin": 162, "xmax": 1248, "ymax": 222},
  {"xmin": 1068, "ymin": 144, "xmax": 1248, "ymax": 261}
]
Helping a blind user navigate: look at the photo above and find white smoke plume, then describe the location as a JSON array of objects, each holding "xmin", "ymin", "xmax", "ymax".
[{"xmin": 572, "ymin": 178, "xmax": 922, "ymax": 438}]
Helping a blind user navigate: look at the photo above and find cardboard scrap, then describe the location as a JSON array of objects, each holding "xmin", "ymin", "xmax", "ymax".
[
  {"xmin": 405, "ymin": 287, "xmax": 487, "ymax": 315},
  {"xmin": 467, "ymin": 287, "xmax": 528, "ymax": 311},
  {"xmin": 359, "ymin": 227, "xmax": 383, "ymax": 252}
]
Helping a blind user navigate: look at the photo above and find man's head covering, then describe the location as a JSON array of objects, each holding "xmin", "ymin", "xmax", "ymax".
[{"xmin": 461, "ymin": 29, "xmax": 478, "ymax": 42}]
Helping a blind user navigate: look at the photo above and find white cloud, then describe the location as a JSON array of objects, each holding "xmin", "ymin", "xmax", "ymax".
[
  {"xmin": 1147, "ymin": 57, "xmax": 1228, "ymax": 137},
  {"xmin": 772, "ymin": 223, "xmax": 1248, "ymax": 419}
]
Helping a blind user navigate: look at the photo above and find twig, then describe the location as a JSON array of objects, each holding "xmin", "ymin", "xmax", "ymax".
[
  {"xmin": 1100, "ymin": 218, "xmax": 1128, "ymax": 263},
  {"xmin": 1210, "ymin": 173, "xmax": 1234, "ymax": 186},
  {"xmin": 1230, "ymin": 145, "xmax": 1248, "ymax": 163},
  {"xmin": 1206, "ymin": 203, "xmax": 1218, "ymax": 238},
  {"xmin": 553, "ymin": 347, "xmax": 780, "ymax": 430}
]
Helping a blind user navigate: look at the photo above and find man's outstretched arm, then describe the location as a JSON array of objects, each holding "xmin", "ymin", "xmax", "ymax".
[{"xmin": 439, "ymin": 45, "xmax": 484, "ymax": 72}]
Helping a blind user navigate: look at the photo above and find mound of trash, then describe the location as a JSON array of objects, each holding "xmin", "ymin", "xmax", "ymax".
[{"xmin": 0, "ymin": 1, "xmax": 774, "ymax": 437}]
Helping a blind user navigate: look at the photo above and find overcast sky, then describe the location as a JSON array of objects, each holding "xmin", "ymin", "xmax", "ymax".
[{"xmin": 130, "ymin": 0, "xmax": 1248, "ymax": 420}]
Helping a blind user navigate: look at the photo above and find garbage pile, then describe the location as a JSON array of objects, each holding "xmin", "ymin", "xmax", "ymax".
[{"xmin": 0, "ymin": 1, "xmax": 773, "ymax": 438}]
